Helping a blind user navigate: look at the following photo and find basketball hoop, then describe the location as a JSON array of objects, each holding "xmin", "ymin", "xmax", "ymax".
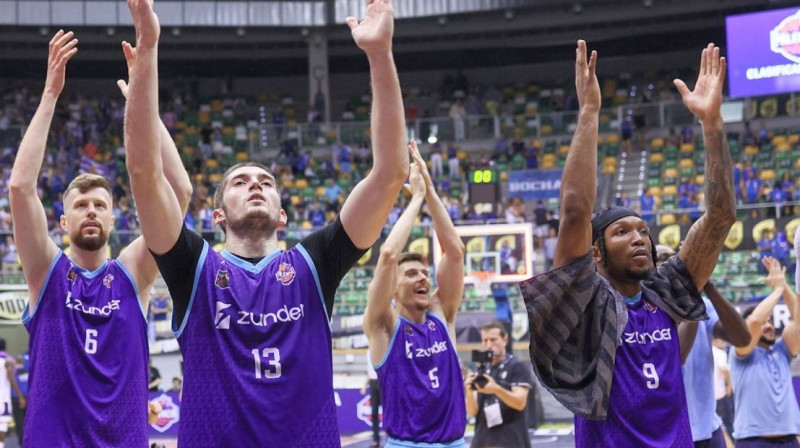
[{"xmin": 472, "ymin": 271, "xmax": 495, "ymax": 298}]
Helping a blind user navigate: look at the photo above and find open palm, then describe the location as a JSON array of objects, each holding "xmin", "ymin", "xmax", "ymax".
[
  {"xmin": 345, "ymin": 0, "xmax": 394, "ymax": 54},
  {"xmin": 674, "ymin": 43, "xmax": 726, "ymax": 122}
]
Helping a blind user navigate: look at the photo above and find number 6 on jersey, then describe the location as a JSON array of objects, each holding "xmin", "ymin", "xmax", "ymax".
[{"xmin": 85, "ymin": 329, "xmax": 98, "ymax": 354}]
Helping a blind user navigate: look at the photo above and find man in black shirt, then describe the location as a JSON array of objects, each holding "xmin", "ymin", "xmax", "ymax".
[
  {"xmin": 124, "ymin": 0, "xmax": 409, "ymax": 444},
  {"xmin": 465, "ymin": 322, "xmax": 536, "ymax": 448}
]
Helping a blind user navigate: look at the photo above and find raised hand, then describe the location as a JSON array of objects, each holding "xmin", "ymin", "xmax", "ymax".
[
  {"xmin": 116, "ymin": 41, "xmax": 137, "ymax": 99},
  {"xmin": 345, "ymin": 0, "xmax": 394, "ymax": 55},
  {"xmin": 408, "ymin": 140, "xmax": 433, "ymax": 191},
  {"xmin": 44, "ymin": 30, "xmax": 78, "ymax": 98},
  {"xmin": 405, "ymin": 156, "xmax": 426, "ymax": 199},
  {"xmin": 128, "ymin": 0, "xmax": 160, "ymax": 48},
  {"xmin": 674, "ymin": 43, "xmax": 726, "ymax": 123},
  {"xmin": 759, "ymin": 256, "xmax": 787, "ymax": 290},
  {"xmin": 574, "ymin": 40, "xmax": 600, "ymax": 114}
]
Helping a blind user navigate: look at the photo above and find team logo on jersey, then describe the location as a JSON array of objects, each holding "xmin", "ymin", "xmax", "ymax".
[
  {"xmin": 103, "ymin": 274, "xmax": 114, "ymax": 288},
  {"xmin": 356, "ymin": 394, "xmax": 383, "ymax": 427},
  {"xmin": 643, "ymin": 301, "xmax": 658, "ymax": 313},
  {"xmin": 771, "ymin": 10, "xmax": 800, "ymax": 63},
  {"xmin": 66, "ymin": 269, "xmax": 77, "ymax": 283},
  {"xmin": 405, "ymin": 340, "xmax": 413, "ymax": 359},
  {"xmin": 405, "ymin": 325, "xmax": 413, "ymax": 335},
  {"xmin": 215, "ymin": 301, "xmax": 232, "ymax": 330},
  {"xmin": 149, "ymin": 394, "xmax": 180, "ymax": 433},
  {"xmin": 275, "ymin": 262, "xmax": 296, "ymax": 285},
  {"xmin": 215, "ymin": 270, "xmax": 230, "ymax": 289},
  {"xmin": 428, "ymin": 320, "xmax": 436, "ymax": 331}
]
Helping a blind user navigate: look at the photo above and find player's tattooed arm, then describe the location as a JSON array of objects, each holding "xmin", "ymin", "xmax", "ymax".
[
  {"xmin": 674, "ymin": 44, "xmax": 735, "ymax": 290},
  {"xmin": 553, "ymin": 40, "xmax": 600, "ymax": 270}
]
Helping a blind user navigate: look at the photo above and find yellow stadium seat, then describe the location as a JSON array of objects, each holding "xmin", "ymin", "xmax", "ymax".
[
  {"xmin": 182, "ymin": 146, "xmax": 195, "ymax": 156},
  {"xmin": 795, "ymin": 158, "xmax": 800, "ymax": 168},
  {"xmin": 601, "ymin": 165, "xmax": 616, "ymax": 174},
  {"xmin": 290, "ymin": 195, "xmax": 301, "ymax": 206},
  {"xmin": 559, "ymin": 145, "xmax": 570, "ymax": 154},
  {"xmin": 650, "ymin": 153, "xmax": 665, "ymax": 163},
  {"xmin": 788, "ymin": 134, "xmax": 799, "ymax": 144},
  {"xmin": 541, "ymin": 124, "xmax": 553, "ymax": 135},
  {"xmin": 542, "ymin": 154, "xmax": 557, "ymax": 164},
  {"xmin": 605, "ymin": 134, "xmax": 620, "ymax": 144},
  {"xmin": 541, "ymin": 161, "xmax": 556, "ymax": 169},
  {"xmin": 209, "ymin": 173, "xmax": 222, "ymax": 183},
  {"xmin": 603, "ymin": 156, "xmax": 617, "ymax": 166},
  {"xmin": 744, "ymin": 145, "xmax": 759, "ymax": 155},
  {"xmin": 679, "ymin": 159, "xmax": 694, "ymax": 169},
  {"xmin": 457, "ymin": 151, "xmax": 468, "ymax": 161},
  {"xmin": 235, "ymin": 152, "xmax": 248, "ymax": 162},
  {"xmin": 759, "ymin": 169, "xmax": 775, "ymax": 181},
  {"xmin": 663, "ymin": 185, "xmax": 677, "ymax": 195},
  {"xmin": 660, "ymin": 214, "xmax": 676, "ymax": 225},
  {"xmin": 651, "ymin": 138, "xmax": 665, "ymax": 148},
  {"xmin": 772, "ymin": 135, "xmax": 787, "ymax": 146},
  {"xmin": 315, "ymin": 186, "xmax": 327, "ymax": 197},
  {"xmin": 680, "ymin": 143, "xmax": 694, "ymax": 153},
  {"xmin": 282, "ymin": 179, "xmax": 294, "ymax": 189},
  {"xmin": 664, "ymin": 168, "xmax": 678, "ymax": 179},
  {"xmin": 206, "ymin": 159, "xmax": 219, "ymax": 169},
  {"xmin": 301, "ymin": 220, "xmax": 313, "ymax": 230},
  {"xmin": 696, "ymin": 175, "xmax": 705, "ymax": 185},
  {"xmin": 777, "ymin": 143, "xmax": 791, "ymax": 153},
  {"xmin": 295, "ymin": 179, "xmax": 309, "ymax": 189}
]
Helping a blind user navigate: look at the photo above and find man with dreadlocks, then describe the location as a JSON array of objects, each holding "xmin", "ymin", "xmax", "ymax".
[{"xmin": 520, "ymin": 42, "xmax": 735, "ymax": 447}]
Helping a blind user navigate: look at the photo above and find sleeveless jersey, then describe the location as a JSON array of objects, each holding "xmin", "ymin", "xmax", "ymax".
[
  {"xmin": 175, "ymin": 244, "xmax": 339, "ymax": 447},
  {"xmin": 575, "ymin": 299, "xmax": 693, "ymax": 447},
  {"xmin": 0, "ymin": 351, "xmax": 11, "ymax": 423},
  {"xmin": 376, "ymin": 312, "xmax": 466, "ymax": 444},
  {"xmin": 21, "ymin": 252, "xmax": 148, "ymax": 447}
]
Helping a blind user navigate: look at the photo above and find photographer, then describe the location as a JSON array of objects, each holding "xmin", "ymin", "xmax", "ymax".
[{"xmin": 465, "ymin": 322, "xmax": 536, "ymax": 448}]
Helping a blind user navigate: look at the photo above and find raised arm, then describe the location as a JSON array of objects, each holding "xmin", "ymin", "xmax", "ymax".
[
  {"xmin": 364, "ymin": 158, "xmax": 423, "ymax": 365},
  {"xmin": 553, "ymin": 41, "xmax": 600, "ymax": 269},
  {"xmin": 124, "ymin": 0, "xmax": 185, "ymax": 256},
  {"xmin": 735, "ymin": 257, "xmax": 784, "ymax": 357},
  {"xmin": 9, "ymin": 31, "xmax": 77, "ymax": 305},
  {"xmin": 410, "ymin": 141, "xmax": 464, "ymax": 326},
  {"xmin": 116, "ymin": 38, "xmax": 192, "ymax": 301},
  {"xmin": 780, "ymin": 261, "xmax": 800, "ymax": 356},
  {"xmin": 675, "ymin": 44, "xmax": 736, "ymax": 289},
  {"xmin": 706, "ymin": 282, "xmax": 751, "ymax": 347},
  {"xmin": 339, "ymin": 0, "xmax": 408, "ymax": 249}
]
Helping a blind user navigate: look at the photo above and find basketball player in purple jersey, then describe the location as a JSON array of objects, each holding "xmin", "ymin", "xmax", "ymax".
[
  {"xmin": 124, "ymin": 0, "xmax": 408, "ymax": 445},
  {"xmin": 9, "ymin": 31, "xmax": 191, "ymax": 447},
  {"xmin": 0, "ymin": 340, "xmax": 24, "ymax": 448},
  {"xmin": 520, "ymin": 42, "xmax": 735, "ymax": 447},
  {"xmin": 364, "ymin": 141, "xmax": 466, "ymax": 447}
]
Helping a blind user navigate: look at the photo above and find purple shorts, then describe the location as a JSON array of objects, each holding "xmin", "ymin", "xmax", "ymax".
[
  {"xmin": 736, "ymin": 435, "xmax": 800, "ymax": 448},
  {"xmin": 694, "ymin": 427, "xmax": 727, "ymax": 448}
]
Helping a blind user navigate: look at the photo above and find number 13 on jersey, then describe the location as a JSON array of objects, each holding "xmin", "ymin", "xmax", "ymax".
[{"xmin": 252, "ymin": 347, "xmax": 282, "ymax": 379}]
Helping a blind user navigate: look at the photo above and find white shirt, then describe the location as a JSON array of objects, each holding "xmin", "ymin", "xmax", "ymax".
[{"xmin": 712, "ymin": 346, "xmax": 728, "ymax": 400}]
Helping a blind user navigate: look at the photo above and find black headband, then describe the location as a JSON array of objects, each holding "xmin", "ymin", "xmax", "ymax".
[{"xmin": 591, "ymin": 206, "xmax": 642, "ymax": 242}]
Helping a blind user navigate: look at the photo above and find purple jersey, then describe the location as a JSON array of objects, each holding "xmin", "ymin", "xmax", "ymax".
[
  {"xmin": 575, "ymin": 298, "xmax": 693, "ymax": 448},
  {"xmin": 376, "ymin": 312, "xmax": 466, "ymax": 444},
  {"xmin": 21, "ymin": 251, "xmax": 148, "ymax": 447},
  {"xmin": 176, "ymin": 244, "xmax": 339, "ymax": 447}
]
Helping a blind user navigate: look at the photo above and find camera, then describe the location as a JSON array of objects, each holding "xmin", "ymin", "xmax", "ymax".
[{"xmin": 471, "ymin": 349, "xmax": 494, "ymax": 389}]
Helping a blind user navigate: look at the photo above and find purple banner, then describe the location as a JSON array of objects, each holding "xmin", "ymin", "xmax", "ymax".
[
  {"xmin": 147, "ymin": 389, "xmax": 381, "ymax": 439},
  {"xmin": 727, "ymin": 7, "xmax": 800, "ymax": 98}
]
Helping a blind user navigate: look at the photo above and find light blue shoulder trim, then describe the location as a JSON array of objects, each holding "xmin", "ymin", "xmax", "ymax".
[
  {"xmin": 386, "ymin": 437, "xmax": 467, "ymax": 448},
  {"xmin": 427, "ymin": 311, "xmax": 457, "ymax": 350},
  {"xmin": 21, "ymin": 250, "xmax": 63, "ymax": 325},
  {"xmin": 115, "ymin": 260, "xmax": 147, "ymax": 321},
  {"xmin": 174, "ymin": 241, "xmax": 209, "ymax": 338},
  {"xmin": 374, "ymin": 316, "xmax": 403, "ymax": 370},
  {"xmin": 295, "ymin": 243, "xmax": 331, "ymax": 332},
  {"xmin": 71, "ymin": 257, "xmax": 110, "ymax": 279},
  {"xmin": 220, "ymin": 248, "xmax": 281, "ymax": 274}
]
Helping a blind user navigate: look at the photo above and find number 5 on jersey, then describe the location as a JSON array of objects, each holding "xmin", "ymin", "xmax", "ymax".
[{"xmin": 252, "ymin": 347, "xmax": 282, "ymax": 379}]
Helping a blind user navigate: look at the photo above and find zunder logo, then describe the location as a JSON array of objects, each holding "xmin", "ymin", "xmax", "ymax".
[
  {"xmin": 771, "ymin": 10, "xmax": 800, "ymax": 63},
  {"xmin": 215, "ymin": 301, "xmax": 232, "ymax": 330}
]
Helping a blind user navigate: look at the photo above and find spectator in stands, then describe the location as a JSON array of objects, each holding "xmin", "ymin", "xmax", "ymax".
[
  {"xmin": 169, "ymin": 377, "xmax": 182, "ymax": 394},
  {"xmin": 150, "ymin": 288, "xmax": 172, "ymax": 340},
  {"xmin": 148, "ymin": 359, "xmax": 161, "ymax": 393},
  {"xmin": 1, "ymin": 235, "xmax": 17, "ymax": 271},
  {"xmin": 543, "ymin": 226, "xmax": 557, "ymax": 272},
  {"xmin": 621, "ymin": 117, "xmax": 633, "ymax": 153},
  {"xmin": 614, "ymin": 191, "xmax": 631, "ymax": 209},
  {"xmin": 757, "ymin": 228, "xmax": 774, "ymax": 271},
  {"xmin": 533, "ymin": 200, "xmax": 549, "ymax": 241},
  {"xmin": 429, "ymin": 143, "xmax": 444, "ymax": 179},
  {"xmin": 447, "ymin": 143, "xmax": 460, "ymax": 179},
  {"xmin": 730, "ymin": 257, "xmax": 800, "ymax": 446},
  {"xmin": 450, "ymin": 98, "xmax": 466, "ymax": 141},
  {"xmin": 525, "ymin": 142, "xmax": 539, "ymax": 169},
  {"xmin": 639, "ymin": 187, "xmax": 656, "ymax": 224},
  {"xmin": 771, "ymin": 230, "xmax": 791, "ymax": 272},
  {"xmin": 742, "ymin": 161, "xmax": 757, "ymax": 185},
  {"xmin": 744, "ymin": 174, "xmax": 761, "ymax": 205},
  {"xmin": 324, "ymin": 178, "xmax": 343, "ymax": 212},
  {"xmin": 405, "ymin": 100, "xmax": 418, "ymax": 142},
  {"xmin": 732, "ymin": 162, "xmax": 744, "ymax": 204}
]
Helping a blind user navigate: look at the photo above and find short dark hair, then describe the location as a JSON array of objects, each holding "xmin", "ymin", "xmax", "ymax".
[
  {"xmin": 481, "ymin": 321, "xmax": 507, "ymax": 338},
  {"xmin": 0, "ymin": 338, "xmax": 5, "ymax": 351},
  {"xmin": 398, "ymin": 252, "xmax": 425, "ymax": 266},
  {"xmin": 64, "ymin": 173, "xmax": 112, "ymax": 201},
  {"xmin": 213, "ymin": 162, "xmax": 276, "ymax": 210},
  {"xmin": 741, "ymin": 305, "xmax": 757, "ymax": 321}
]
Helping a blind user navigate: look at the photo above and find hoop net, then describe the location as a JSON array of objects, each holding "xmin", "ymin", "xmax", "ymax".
[{"xmin": 471, "ymin": 271, "xmax": 495, "ymax": 298}]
